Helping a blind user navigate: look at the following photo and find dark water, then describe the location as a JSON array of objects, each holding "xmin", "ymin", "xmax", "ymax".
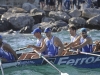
[{"xmin": 0, "ymin": 30, "xmax": 100, "ymax": 75}]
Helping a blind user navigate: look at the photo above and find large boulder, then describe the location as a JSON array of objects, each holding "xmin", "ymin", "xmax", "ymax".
[
  {"xmin": 22, "ymin": 3, "xmax": 37, "ymax": 12},
  {"xmin": 0, "ymin": 7, "xmax": 7, "ymax": 18},
  {"xmin": 30, "ymin": 8, "xmax": 45, "ymax": 24},
  {"xmin": 69, "ymin": 9, "xmax": 81, "ymax": 17},
  {"xmin": 0, "ymin": 7, "xmax": 7, "ymax": 15},
  {"xmin": 30, "ymin": 8, "xmax": 45, "ymax": 14},
  {"xmin": 87, "ymin": 15, "xmax": 100, "ymax": 26},
  {"xmin": 0, "ymin": 20, "xmax": 10, "ymax": 32},
  {"xmin": 49, "ymin": 11, "xmax": 70, "ymax": 22},
  {"xmin": 7, "ymin": 7, "xmax": 27, "ymax": 13},
  {"xmin": 33, "ymin": 22, "xmax": 52, "ymax": 31},
  {"xmin": 42, "ymin": 17, "xmax": 55, "ymax": 22},
  {"xmin": 52, "ymin": 20, "xmax": 67, "ymax": 27},
  {"xmin": 1, "ymin": 13, "xmax": 34, "ymax": 30},
  {"xmin": 69, "ymin": 17, "xmax": 86, "ymax": 26},
  {"xmin": 82, "ymin": 8, "xmax": 100, "ymax": 18}
]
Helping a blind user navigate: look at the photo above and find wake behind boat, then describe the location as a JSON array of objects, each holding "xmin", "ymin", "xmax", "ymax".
[{"xmin": 2, "ymin": 51, "xmax": 100, "ymax": 69}]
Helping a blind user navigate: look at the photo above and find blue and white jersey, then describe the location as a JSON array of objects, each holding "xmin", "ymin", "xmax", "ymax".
[
  {"xmin": 45, "ymin": 36, "xmax": 58, "ymax": 57},
  {"xmin": 0, "ymin": 42, "xmax": 15, "ymax": 62},
  {"xmin": 80, "ymin": 36, "xmax": 93, "ymax": 52},
  {"xmin": 36, "ymin": 37, "xmax": 47, "ymax": 55},
  {"xmin": 70, "ymin": 34, "xmax": 78, "ymax": 43}
]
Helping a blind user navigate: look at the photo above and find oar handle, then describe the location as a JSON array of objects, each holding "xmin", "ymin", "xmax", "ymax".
[
  {"xmin": 69, "ymin": 49, "xmax": 100, "ymax": 57},
  {"xmin": 16, "ymin": 47, "xmax": 27, "ymax": 51}
]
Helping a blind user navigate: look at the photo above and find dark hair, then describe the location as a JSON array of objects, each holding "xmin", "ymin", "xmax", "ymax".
[{"xmin": 69, "ymin": 25, "xmax": 77, "ymax": 31}]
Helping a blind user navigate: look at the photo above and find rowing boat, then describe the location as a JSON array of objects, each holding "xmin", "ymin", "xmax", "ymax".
[{"xmin": 2, "ymin": 52, "xmax": 100, "ymax": 69}]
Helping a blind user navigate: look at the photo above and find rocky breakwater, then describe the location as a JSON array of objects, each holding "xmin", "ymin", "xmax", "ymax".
[{"xmin": 0, "ymin": 2, "xmax": 100, "ymax": 33}]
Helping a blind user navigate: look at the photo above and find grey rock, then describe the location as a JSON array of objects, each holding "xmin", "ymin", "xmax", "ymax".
[
  {"xmin": 82, "ymin": 8, "xmax": 100, "ymax": 18},
  {"xmin": 69, "ymin": 9, "xmax": 81, "ymax": 17},
  {"xmin": 8, "ymin": 7, "xmax": 27, "ymax": 13},
  {"xmin": 30, "ymin": 8, "xmax": 45, "ymax": 14},
  {"xmin": 19, "ymin": 26, "xmax": 32, "ymax": 33},
  {"xmin": 52, "ymin": 20, "xmax": 67, "ymax": 27},
  {"xmin": 6, "ymin": 29, "xmax": 14, "ymax": 34},
  {"xmin": 32, "ymin": 22, "xmax": 52, "ymax": 31},
  {"xmin": 69, "ymin": 17, "xmax": 86, "ymax": 26},
  {"xmin": 0, "ymin": 7, "xmax": 7, "ymax": 15},
  {"xmin": 49, "ymin": 11, "xmax": 70, "ymax": 22},
  {"xmin": 22, "ymin": 3, "xmax": 37, "ymax": 12},
  {"xmin": 42, "ymin": 17, "xmax": 55, "ymax": 22},
  {"xmin": 0, "ymin": 20, "xmax": 10, "ymax": 32},
  {"xmin": 87, "ymin": 15, "xmax": 100, "ymax": 25},
  {"xmin": 1, "ymin": 13, "xmax": 34, "ymax": 29}
]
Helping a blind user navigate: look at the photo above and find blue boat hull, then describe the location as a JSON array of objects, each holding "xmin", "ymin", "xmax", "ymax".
[{"xmin": 3, "ymin": 52, "xmax": 100, "ymax": 68}]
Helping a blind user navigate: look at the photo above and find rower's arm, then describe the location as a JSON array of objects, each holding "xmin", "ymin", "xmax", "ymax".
[
  {"xmin": 39, "ymin": 40, "xmax": 47, "ymax": 53},
  {"xmin": 65, "ymin": 35, "xmax": 81, "ymax": 48},
  {"xmin": 73, "ymin": 38, "xmax": 91, "ymax": 49},
  {"xmin": 30, "ymin": 45, "xmax": 42, "ymax": 50},
  {"xmin": 34, "ymin": 38, "xmax": 45, "ymax": 50},
  {"xmin": 3, "ymin": 44, "xmax": 18, "ymax": 60},
  {"xmin": 55, "ymin": 37, "xmax": 64, "ymax": 56}
]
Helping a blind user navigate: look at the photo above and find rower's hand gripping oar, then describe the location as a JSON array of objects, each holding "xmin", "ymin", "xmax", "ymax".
[
  {"xmin": 15, "ymin": 47, "xmax": 27, "ymax": 52},
  {"xmin": 0, "ymin": 59, "xmax": 5, "ymax": 75},
  {"xmin": 33, "ymin": 50, "xmax": 69, "ymax": 75}
]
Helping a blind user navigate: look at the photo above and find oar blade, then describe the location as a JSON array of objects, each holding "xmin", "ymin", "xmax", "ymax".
[{"xmin": 61, "ymin": 73, "xmax": 69, "ymax": 75}]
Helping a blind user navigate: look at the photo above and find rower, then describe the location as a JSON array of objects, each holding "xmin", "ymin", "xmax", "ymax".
[
  {"xmin": 18, "ymin": 28, "xmax": 47, "ymax": 60},
  {"xmin": 63, "ymin": 25, "xmax": 79, "ymax": 55},
  {"xmin": 0, "ymin": 35, "xmax": 18, "ymax": 62},
  {"xmin": 39, "ymin": 27, "xmax": 64, "ymax": 57},
  {"xmin": 93, "ymin": 41, "xmax": 100, "ymax": 52},
  {"xmin": 71, "ymin": 28, "xmax": 93, "ymax": 53}
]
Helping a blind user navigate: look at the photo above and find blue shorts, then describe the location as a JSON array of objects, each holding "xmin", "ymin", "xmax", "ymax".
[{"xmin": 0, "ymin": 50, "xmax": 15, "ymax": 62}]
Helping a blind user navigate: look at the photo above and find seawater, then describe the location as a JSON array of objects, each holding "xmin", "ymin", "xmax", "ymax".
[{"xmin": 0, "ymin": 30, "xmax": 100, "ymax": 75}]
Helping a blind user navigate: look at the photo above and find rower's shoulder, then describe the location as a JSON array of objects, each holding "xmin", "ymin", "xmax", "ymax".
[
  {"xmin": 54, "ymin": 36, "xmax": 61, "ymax": 41},
  {"xmin": 3, "ymin": 42, "xmax": 10, "ymax": 47}
]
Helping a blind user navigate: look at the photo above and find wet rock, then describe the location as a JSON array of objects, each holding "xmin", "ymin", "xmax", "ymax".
[
  {"xmin": 19, "ymin": 26, "xmax": 32, "ymax": 33},
  {"xmin": 87, "ymin": 15, "xmax": 100, "ymax": 26},
  {"xmin": 0, "ymin": 7, "xmax": 7, "ymax": 18},
  {"xmin": 1, "ymin": 13, "xmax": 34, "ymax": 30},
  {"xmin": 69, "ymin": 17, "xmax": 86, "ymax": 26},
  {"xmin": 30, "ymin": 8, "xmax": 45, "ymax": 14},
  {"xmin": 52, "ymin": 27, "xmax": 58, "ymax": 32},
  {"xmin": 30, "ymin": 14, "xmax": 44, "ymax": 24},
  {"xmin": 61, "ymin": 26, "xmax": 68, "ymax": 30},
  {"xmin": 0, "ymin": 7, "xmax": 7, "ymax": 15},
  {"xmin": 49, "ymin": 11, "xmax": 70, "ymax": 22},
  {"xmin": 8, "ymin": 7, "xmax": 27, "ymax": 13},
  {"xmin": 30, "ymin": 8, "xmax": 45, "ymax": 24},
  {"xmin": 22, "ymin": 3, "xmax": 37, "ymax": 12},
  {"xmin": 52, "ymin": 20, "xmax": 68, "ymax": 27},
  {"xmin": 32, "ymin": 20, "xmax": 68, "ymax": 32},
  {"xmin": 82, "ymin": 8, "xmax": 100, "ymax": 19},
  {"xmin": 32, "ymin": 22, "xmax": 52, "ymax": 31},
  {"xmin": 6, "ymin": 29, "xmax": 14, "ymax": 34},
  {"xmin": 0, "ymin": 20, "xmax": 10, "ymax": 32},
  {"xmin": 69, "ymin": 9, "xmax": 81, "ymax": 17},
  {"xmin": 42, "ymin": 17, "xmax": 55, "ymax": 22}
]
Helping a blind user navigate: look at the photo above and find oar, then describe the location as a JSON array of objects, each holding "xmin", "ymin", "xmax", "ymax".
[
  {"xmin": 0, "ymin": 59, "xmax": 4, "ymax": 75},
  {"xmin": 34, "ymin": 50, "xmax": 69, "ymax": 75},
  {"xmin": 15, "ymin": 47, "xmax": 27, "ymax": 52},
  {"xmin": 69, "ymin": 49, "xmax": 100, "ymax": 57}
]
